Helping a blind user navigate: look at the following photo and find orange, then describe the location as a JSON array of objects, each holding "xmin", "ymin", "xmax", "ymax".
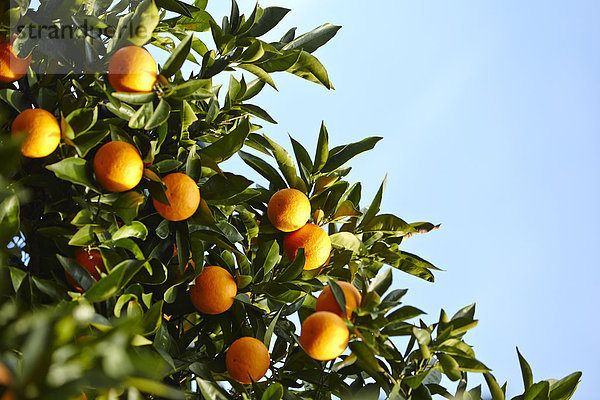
[
  {"xmin": 225, "ymin": 337, "xmax": 270, "ymax": 384},
  {"xmin": 152, "ymin": 173, "xmax": 200, "ymax": 221},
  {"xmin": 11, "ymin": 108, "xmax": 60, "ymax": 158},
  {"xmin": 190, "ymin": 266, "xmax": 237, "ymax": 314},
  {"xmin": 108, "ymin": 46, "xmax": 157, "ymax": 93},
  {"xmin": 283, "ymin": 223, "xmax": 331, "ymax": 270},
  {"xmin": 65, "ymin": 249, "xmax": 106, "ymax": 291},
  {"xmin": 315, "ymin": 281, "xmax": 362, "ymax": 320},
  {"xmin": 0, "ymin": 362, "xmax": 15, "ymax": 400},
  {"xmin": 93, "ymin": 141, "xmax": 144, "ymax": 192},
  {"xmin": 267, "ymin": 188, "xmax": 311, "ymax": 232},
  {"xmin": 0, "ymin": 34, "xmax": 31, "ymax": 83},
  {"xmin": 300, "ymin": 311, "xmax": 349, "ymax": 361}
]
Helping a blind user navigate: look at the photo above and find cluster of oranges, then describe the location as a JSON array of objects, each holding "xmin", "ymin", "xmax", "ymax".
[{"xmin": 3, "ymin": 39, "xmax": 363, "ymax": 385}]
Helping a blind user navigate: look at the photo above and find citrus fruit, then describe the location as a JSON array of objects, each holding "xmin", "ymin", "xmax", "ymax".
[
  {"xmin": 0, "ymin": 362, "xmax": 15, "ymax": 400},
  {"xmin": 0, "ymin": 34, "xmax": 31, "ymax": 83},
  {"xmin": 300, "ymin": 311, "xmax": 349, "ymax": 361},
  {"xmin": 283, "ymin": 223, "xmax": 331, "ymax": 270},
  {"xmin": 152, "ymin": 173, "xmax": 200, "ymax": 221},
  {"xmin": 93, "ymin": 141, "xmax": 144, "ymax": 192},
  {"xmin": 225, "ymin": 337, "xmax": 270, "ymax": 384},
  {"xmin": 267, "ymin": 188, "xmax": 311, "ymax": 232},
  {"xmin": 11, "ymin": 108, "xmax": 60, "ymax": 158},
  {"xmin": 108, "ymin": 46, "xmax": 157, "ymax": 93},
  {"xmin": 316, "ymin": 281, "xmax": 362, "ymax": 320},
  {"xmin": 65, "ymin": 249, "xmax": 106, "ymax": 292},
  {"xmin": 190, "ymin": 266, "xmax": 237, "ymax": 314}
]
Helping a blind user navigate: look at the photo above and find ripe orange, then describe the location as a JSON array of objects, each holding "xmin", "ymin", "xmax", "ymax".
[
  {"xmin": 65, "ymin": 249, "xmax": 106, "ymax": 291},
  {"xmin": 93, "ymin": 141, "xmax": 144, "ymax": 192},
  {"xmin": 0, "ymin": 362, "xmax": 15, "ymax": 400},
  {"xmin": 11, "ymin": 108, "xmax": 60, "ymax": 158},
  {"xmin": 225, "ymin": 337, "xmax": 270, "ymax": 384},
  {"xmin": 152, "ymin": 173, "xmax": 200, "ymax": 221},
  {"xmin": 0, "ymin": 34, "xmax": 31, "ymax": 83},
  {"xmin": 283, "ymin": 223, "xmax": 331, "ymax": 270},
  {"xmin": 267, "ymin": 188, "xmax": 311, "ymax": 232},
  {"xmin": 190, "ymin": 266, "xmax": 237, "ymax": 314},
  {"xmin": 300, "ymin": 311, "xmax": 349, "ymax": 361},
  {"xmin": 108, "ymin": 46, "xmax": 157, "ymax": 93},
  {"xmin": 315, "ymin": 281, "xmax": 362, "ymax": 320}
]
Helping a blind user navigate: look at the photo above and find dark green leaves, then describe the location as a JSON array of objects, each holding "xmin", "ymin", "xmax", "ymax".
[
  {"xmin": 200, "ymin": 118, "xmax": 250, "ymax": 163},
  {"xmin": 282, "ymin": 23, "xmax": 342, "ymax": 53},
  {"xmin": 313, "ymin": 121, "xmax": 329, "ymax": 173},
  {"xmin": 242, "ymin": 7, "xmax": 290, "ymax": 38},
  {"xmin": 161, "ymin": 34, "xmax": 193, "ymax": 77},
  {"xmin": 46, "ymin": 157, "xmax": 100, "ymax": 191},
  {"xmin": 322, "ymin": 136, "xmax": 382, "ymax": 173}
]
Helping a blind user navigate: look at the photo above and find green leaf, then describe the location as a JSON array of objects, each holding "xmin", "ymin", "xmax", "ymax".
[
  {"xmin": 66, "ymin": 107, "xmax": 98, "ymax": 135},
  {"xmin": 57, "ymin": 254, "xmax": 96, "ymax": 291},
  {"xmin": 240, "ymin": 104, "xmax": 277, "ymax": 124},
  {"xmin": 276, "ymin": 248, "xmax": 305, "ymax": 281},
  {"xmin": 0, "ymin": 194, "xmax": 19, "ymax": 248},
  {"xmin": 68, "ymin": 225, "xmax": 96, "ymax": 246},
  {"xmin": 111, "ymin": 92, "xmax": 157, "ymax": 105},
  {"xmin": 386, "ymin": 306, "xmax": 425, "ymax": 323},
  {"xmin": 282, "ymin": 23, "xmax": 342, "ymax": 53},
  {"xmin": 46, "ymin": 157, "xmax": 100, "ymax": 192},
  {"xmin": 141, "ymin": 300, "xmax": 163, "ymax": 335},
  {"xmin": 264, "ymin": 308, "xmax": 282, "ymax": 349},
  {"xmin": 524, "ymin": 382, "xmax": 550, "ymax": 400},
  {"xmin": 368, "ymin": 267, "xmax": 392, "ymax": 296},
  {"xmin": 72, "ymin": 128, "xmax": 110, "ymax": 157},
  {"xmin": 108, "ymin": 0, "xmax": 159, "ymax": 51},
  {"xmin": 200, "ymin": 118, "xmax": 250, "ymax": 163},
  {"xmin": 548, "ymin": 372, "xmax": 582, "ymax": 400},
  {"xmin": 112, "ymin": 221, "xmax": 148, "ymax": 241},
  {"xmin": 323, "ymin": 136, "xmax": 382, "ymax": 173},
  {"xmin": 155, "ymin": 0, "xmax": 197, "ymax": 17},
  {"xmin": 129, "ymin": 102, "xmax": 154, "ymax": 129},
  {"xmin": 517, "ymin": 347, "xmax": 534, "ymax": 391},
  {"xmin": 453, "ymin": 355, "xmax": 490, "ymax": 373},
  {"xmin": 289, "ymin": 135, "xmax": 313, "ymax": 184},
  {"xmin": 359, "ymin": 177, "xmax": 385, "ymax": 229},
  {"xmin": 348, "ymin": 341, "xmax": 384, "ymax": 375},
  {"xmin": 143, "ymin": 99, "xmax": 170, "ymax": 130},
  {"xmin": 362, "ymin": 214, "xmax": 416, "ymax": 235},
  {"xmin": 161, "ymin": 34, "xmax": 193, "ymax": 77},
  {"xmin": 483, "ymin": 372, "xmax": 505, "ymax": 400},
  {"xmin": 452, "ymin": 303, "xmax": 476, "ymax": 321},
  {"xmin": 329, "ymin": 232, "xmax": 361, "ymax": 253},
  {"xmin": 287, "ymin": 50, "xmax": 333, "ymax": 89},
  {"xmin": 85, "ymin": 259, "xmax": 146, "ymax": 302},
  {"xmin": 263, "ymin": 135, "xmax": 301, "ymax": 188},
  {"xmin": 239, "ymin": 151, "xmax": 287, "ymax": 189},
  {"xmin": 313, "ymin": 121, "xmax": 329, "ymax": 173},
  {"xmin": 261, "ymin": 383, "xmax": 284, "ymax": 400},
  {"xmin": 237, "ymin": 63, "xmax": 277, "ymax": 89},
  {"xmin": 169, "ymin": 79, "xmax": 213, "ymax": 100},
  {"xmin": 327, "ymin": 278, "xmax": 346, "ymax": 316},
  {"xmin": 242, "ymin": 7, "xmax": 290, "ymax": 38},
  {"xmin": 438, "ymin": 354, "xmax": 461, "ymax": 382},
  {"xmin": 0, "ymin": 89, "xmax": 26, "ymax": 111},
  {"xmin": 126, "ymin": 377, "xmax": 184, "ymax": 399},
  {"xmin": 196, "ymin": 378, "xmax": 230, "ymax": 400}
]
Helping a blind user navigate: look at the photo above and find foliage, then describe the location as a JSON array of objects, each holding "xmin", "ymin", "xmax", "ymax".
[{"xmin": 0, "ymin": 0, "xmax": 581, "ymax": 399}]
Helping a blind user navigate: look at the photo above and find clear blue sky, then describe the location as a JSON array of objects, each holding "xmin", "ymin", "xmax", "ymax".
[{"xmin": 200, "ymin": 1, "xmax": 599, "ymax": 397}]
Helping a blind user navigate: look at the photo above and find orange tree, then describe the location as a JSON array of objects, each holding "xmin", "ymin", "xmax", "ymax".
[{"xmin": 0, "ymin": 0, "xmax": 582, "ymax": 399}]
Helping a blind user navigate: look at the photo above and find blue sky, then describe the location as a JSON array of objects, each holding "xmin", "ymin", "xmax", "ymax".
[{"xmin": 202, "ymin": 0, "xmax": 599, "ymax": 398}]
